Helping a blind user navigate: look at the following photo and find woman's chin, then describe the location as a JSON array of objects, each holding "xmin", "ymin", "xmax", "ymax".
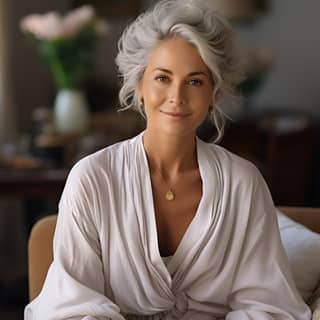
[{"xmin": 146, "ymin": 124, "xmax": 197, "ymax": 139}]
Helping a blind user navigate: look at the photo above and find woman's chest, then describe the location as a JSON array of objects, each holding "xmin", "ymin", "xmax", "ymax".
[{"xmin": 152, "ymin": 179, "xmax": 203, "ymax": 257}]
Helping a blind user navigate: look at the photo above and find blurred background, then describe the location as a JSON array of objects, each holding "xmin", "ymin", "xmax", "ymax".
[{"xmin": 0, "ymin": 0, "xmax": 320, "ymax": 318}]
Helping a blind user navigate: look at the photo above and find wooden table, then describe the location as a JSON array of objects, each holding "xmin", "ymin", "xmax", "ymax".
[
  {"xmin": 0, "ymin": 168, "xmax": 69, "ymax": 232},
  {"xmin": 0, "ymin": 168, "xmax": 69, "ymax": 198}
]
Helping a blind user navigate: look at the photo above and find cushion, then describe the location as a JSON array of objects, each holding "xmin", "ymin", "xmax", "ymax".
[{"xmin": 276, "ymin": 210, "xmax": 320, "ymax": 301}]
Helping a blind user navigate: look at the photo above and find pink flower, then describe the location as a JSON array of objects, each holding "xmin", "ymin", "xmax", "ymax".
[
  {"xmin": 20, "ymin": 14, "xmax": 42, "ymax": 34},
  {"xmin": 20, "ymin": 5, "xmax": 104, "ymax": 40},
  {"xmin": 20, "ymin": 12, "xmax": 63, "ymax": 40},
  {"xmin": 19, "ymin": 5, "xmax": 108, "ymax": 89},
  {"xmin": 63, "ymin": 5, "xmax": 95, "ymax": 37}
]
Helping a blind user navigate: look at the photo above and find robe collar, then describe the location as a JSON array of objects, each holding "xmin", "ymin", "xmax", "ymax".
[{"xmin": 132, "ymin": 131, "xmax": 221, "ymax": 286}]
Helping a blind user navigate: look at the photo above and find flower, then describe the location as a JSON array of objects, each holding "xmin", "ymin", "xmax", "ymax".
[{"xmin": 20, "ymin": 5, "xmax": 108, "ymax": 89}]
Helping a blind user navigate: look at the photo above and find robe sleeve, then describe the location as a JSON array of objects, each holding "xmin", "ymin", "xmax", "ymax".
[
  {"xmin": 226, "ymin": 168, "xmax": 311, "ymax": 320},
  {"xmin": 24, "ymin": 159, "xmax": 126, "ymax": 320}
]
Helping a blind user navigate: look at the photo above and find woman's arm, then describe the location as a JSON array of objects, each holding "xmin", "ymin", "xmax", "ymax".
[
  {"xmin": 24, "ymin": 158, "xmax": 126, "ymax": 320},
  {"xmin": 226, "ymin": 170, "xmax": 311, "ymax": 320}
]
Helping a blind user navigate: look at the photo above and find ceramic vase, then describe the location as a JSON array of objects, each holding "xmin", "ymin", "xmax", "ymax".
[{"xmin": 54, "ymin": 89, "xmax": 89, "ymax": 134}]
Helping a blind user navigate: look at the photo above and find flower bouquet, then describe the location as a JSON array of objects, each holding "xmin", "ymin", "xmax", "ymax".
[
  {"xmin": 20, "ymin": 5, "xmax": 107, "ymax": 89},
  {"xmin": 20, "ymin": 5, "xmax": 108, "ymax": 134}
]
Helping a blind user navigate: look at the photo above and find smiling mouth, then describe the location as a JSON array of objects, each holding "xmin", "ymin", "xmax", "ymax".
[{"xmin": 160, "ymin": 110, "xmax": 191, "ymax": 118}]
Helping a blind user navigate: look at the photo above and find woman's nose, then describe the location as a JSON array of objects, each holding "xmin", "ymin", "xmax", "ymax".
[{"xmin": 169, "ymin": 82, "xmax": 186, "ymax": 105}]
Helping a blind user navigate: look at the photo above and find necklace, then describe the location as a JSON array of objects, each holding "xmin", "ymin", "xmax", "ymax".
[
  {"xmin": 165, "ymin": 189, "xmax": 175, "ymax": 201},
  {"xmin": 152, "ymin": 169, "xmax": 176, "ymax": 201}
]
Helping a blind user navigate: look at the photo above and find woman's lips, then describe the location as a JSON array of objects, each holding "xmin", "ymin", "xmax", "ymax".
[{"xmin": 160, "ymin": 110, "xmax": 191, "ymax": 118}]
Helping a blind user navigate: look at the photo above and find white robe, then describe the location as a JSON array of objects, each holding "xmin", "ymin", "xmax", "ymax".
[{"xmin": 24, "ymin": 132, "xmax": 311, "ymax": 320}]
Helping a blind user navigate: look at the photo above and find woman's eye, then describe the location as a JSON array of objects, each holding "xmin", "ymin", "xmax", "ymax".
[
  {"xmin": 188, "ymin": 79, "xmax": 203, "ymax": 86},
  {"xmin": 155, "ymin": 75, "xmax": 169, "ymax": 82}
]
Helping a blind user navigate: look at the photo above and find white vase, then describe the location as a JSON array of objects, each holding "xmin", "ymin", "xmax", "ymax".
[{"xmin": 54, "ymin": 89, "xmax": 89, "ymax": 134}]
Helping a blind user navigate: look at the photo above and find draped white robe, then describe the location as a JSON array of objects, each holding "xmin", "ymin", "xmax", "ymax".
[{"xmin": 24, "ymin": 132, "xmax": 311, "ymax": 320}]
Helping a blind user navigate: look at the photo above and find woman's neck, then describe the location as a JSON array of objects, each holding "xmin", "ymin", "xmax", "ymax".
[{"xmin": 142, "ymin": 129, "xmax": 198, "ymax": 179}]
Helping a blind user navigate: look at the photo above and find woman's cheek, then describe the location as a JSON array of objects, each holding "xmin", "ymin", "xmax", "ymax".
[
  {"xmin": 148, "ymin": 87, "xmax": 167, "ymax": 104},
  {"xmin": 195, "ymin": 89, "xmax": 213, "ymax": 106}
]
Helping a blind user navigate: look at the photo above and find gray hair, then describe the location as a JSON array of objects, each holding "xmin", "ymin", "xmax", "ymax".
[{"xmin": 115, "ymin": 0, "xmax": 241, "ymax": 142}]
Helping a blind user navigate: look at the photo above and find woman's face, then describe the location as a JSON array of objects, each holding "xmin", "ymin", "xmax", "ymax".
[{"xmin": 137, "ymin": 36, "xmax": 214, "ymax": 138}]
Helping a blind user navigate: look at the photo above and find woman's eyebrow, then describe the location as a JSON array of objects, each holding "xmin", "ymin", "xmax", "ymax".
[
  {"xmin": 151, "ymin": 67, "xmax": 173, "ymax": 74},
  {"xmin": 152, "ymin": 68, "xmax": 210, "ymax": 78},
  {"xmin": 188, "ymin": 71, "xmax": 210, "ymax": 78}
]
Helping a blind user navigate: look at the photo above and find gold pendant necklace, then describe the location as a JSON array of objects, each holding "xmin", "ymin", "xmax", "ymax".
[
  {"xmin": 165, "ymin": 189, "xmax": 175, "ymax": 201},
  {"xmin": 153, "ymin": 169, "xmax": 176, "ymax": 201}
]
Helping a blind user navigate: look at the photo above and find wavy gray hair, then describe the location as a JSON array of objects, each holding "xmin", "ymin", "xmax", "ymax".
[{"xmin": 115, "ymin": 0, "xmax": 241, "ymax": 142}]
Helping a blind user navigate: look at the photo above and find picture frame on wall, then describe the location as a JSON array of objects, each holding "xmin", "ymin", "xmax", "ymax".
[{"xmin": 71, "ymin": 0, "xmax": 141, "ymax": 18}]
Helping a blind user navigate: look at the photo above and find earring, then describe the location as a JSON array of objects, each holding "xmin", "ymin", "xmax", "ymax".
[
  {"xmin": 208, "ymin": 105, "xmax": 214, "ymax": 114},
  {"xmin": 139, "ymin": 97, "xmax": 144, "ymax": 108}
]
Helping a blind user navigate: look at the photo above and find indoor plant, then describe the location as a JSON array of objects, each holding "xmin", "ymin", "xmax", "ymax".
[{"xmin": 20, "ymin": 5, "xmax": 107, "ymax": 134}]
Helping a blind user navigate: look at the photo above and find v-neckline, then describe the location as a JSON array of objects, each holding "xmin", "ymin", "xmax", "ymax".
[{"xmin": 139, "ymin": 132, "xmax": 212, "ymax": 275}]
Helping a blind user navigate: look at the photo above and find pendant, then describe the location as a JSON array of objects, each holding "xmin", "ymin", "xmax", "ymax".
[{"xmin": 165, "ymin": 189, "xmax": 175, "ymax": 201}]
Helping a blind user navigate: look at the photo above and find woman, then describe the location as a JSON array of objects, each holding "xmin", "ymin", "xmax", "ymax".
[{"xmin": 25, "ymin": 0, "xmax": 310, "ymax": 319}]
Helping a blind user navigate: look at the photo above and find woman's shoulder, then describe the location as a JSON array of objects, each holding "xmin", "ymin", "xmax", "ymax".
[
  {"xmin": 66, "ymin": 135, "xmax": 139, "ymax": 186},
  {"xmin": 72, "ymin": 135, "xmax": 139, "ymax": 174},
  {"xmin": 200, "ymin": 139, "xmax": 261, "ymax": 184},
  {"xmin": 60, "ymin": 135, "xmax": 139, "ymax": 207}
]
